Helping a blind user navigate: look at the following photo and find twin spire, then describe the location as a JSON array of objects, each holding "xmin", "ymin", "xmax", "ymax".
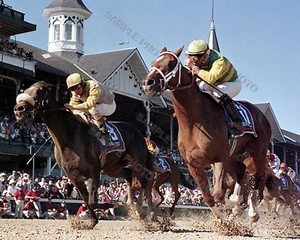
[{"xmin": 208, "ymin": 0, "xmax": 220, "ymax": 52}]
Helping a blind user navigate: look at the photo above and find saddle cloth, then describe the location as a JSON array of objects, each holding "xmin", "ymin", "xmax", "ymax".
[
  {"xmin": 97, "ymin": 121, "xmax": 126, "ymax": 154},
  {"xmin": 154, "ymin": 156, "xmax": 171, "ymax": 174},
  {"xmin": 223, "ymin": 102, "xmax": 257, "ymax": 138},
  {"xmin": 202, "ymin": 91, "xmax": 257, "ymax": 138},
  {"xmin": 280, "ymin": 175, "xmax": 289, "ymax": 190}
]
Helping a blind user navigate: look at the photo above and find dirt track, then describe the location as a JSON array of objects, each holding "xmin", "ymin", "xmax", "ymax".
[{"xmin": 0, "ymin": 210, "xmax": 299, "ymax": 240}]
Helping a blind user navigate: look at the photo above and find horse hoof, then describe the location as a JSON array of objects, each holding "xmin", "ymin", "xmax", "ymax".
[
  {"xmin": 250, "ymin": 214, "xmax": 259, "ymax": 223},
  {"xmin": 232, "ymin": 206, "xmax": 243, "ymax": 217},
  {"xmin": 139, "ymin": 211, "xmax": 147, "ymax": 220}
]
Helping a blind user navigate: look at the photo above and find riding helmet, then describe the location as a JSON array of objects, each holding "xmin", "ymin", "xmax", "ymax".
[
  {"xmin": 186, "ymin": 39, "xmax": 209, "ymax": 55},
  {"xmin": 66, "ymin": 73, "xmax": 84, "ymax": 89}
]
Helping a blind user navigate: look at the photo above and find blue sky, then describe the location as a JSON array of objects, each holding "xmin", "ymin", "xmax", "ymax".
[{"xmin": 6, "ymin": 0, "xmax": 300, "ymax": 135}]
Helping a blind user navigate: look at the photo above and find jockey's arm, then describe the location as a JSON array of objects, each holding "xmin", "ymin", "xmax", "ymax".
[
  {"xmin": 196, "ymin": 58, "xmax": 225, "ymax": 85},
  {"xmin": 68, "ymin": 86, "xmax": 100, "ymax": 110}
]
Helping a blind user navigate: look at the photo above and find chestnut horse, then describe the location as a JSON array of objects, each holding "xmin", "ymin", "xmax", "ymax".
[
  {"xmin": 142, "ymin": 47, "xmax": 272, "ymax": 222},
  {"xmin": 14, "ymin": 81, "xmax": 155, "ymax": 228}
]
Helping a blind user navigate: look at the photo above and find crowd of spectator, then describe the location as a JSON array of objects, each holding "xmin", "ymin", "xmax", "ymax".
[
  {"xmin": 0, "ymin": 170, "xmax": 205, "ymax": 219},
  {"xmin": 0, "ymin": 171, "xmax": 74, "ymax": 219},
  {"xmin": 0, "ymin": 39, "xmax": 33, "ymax": 60},
  {"xmin": 0, "ymin": 115, "xmax": 52, "ymax": 146},
  {"xmin": 159, "ymin": 147, "xmax": 186, "ymax": 166}
]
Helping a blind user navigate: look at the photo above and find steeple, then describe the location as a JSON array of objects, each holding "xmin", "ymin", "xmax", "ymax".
[
  {"xmin": 208, "ymin": 0, "xmax": 220, "ymax": 52},
  {"xmin": 42, "ymin": 0, "xmax": 92, "ymax": 59}
]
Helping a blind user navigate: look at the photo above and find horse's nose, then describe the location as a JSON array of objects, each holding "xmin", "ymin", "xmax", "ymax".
[
  {"xmin": 142, "ymin": 78, "xmax": 155, "ymax": 87},
  {"xmin": 14, "ymin": 105, "xmax": 25, "ymax": 112}
]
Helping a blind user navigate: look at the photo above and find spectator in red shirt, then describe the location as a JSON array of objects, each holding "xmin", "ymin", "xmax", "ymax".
[
  {"xmin": 56, "ymin": 201, "xmax": 69, "ymax": 219},
  {"xmin": 76, "ymin": 202, "xmax": 89, "ymax": 219},
  {"xmin": 14, "ymin": 184, "xmax": 25, "ymax": 218},
  {"xmin": 0, "ymin": 196, "xmax": 11, "ymax": 218},
  {"xmin": 25, "ymin": 186, "xmax": 41, "ymax": 218},
  {"xmin": 43, "ymin": 197, "xmax": 57, "ymax": 219},
  {"xmin": 23, "ymin": 198, "xmax": 37, "ymax": 219}
]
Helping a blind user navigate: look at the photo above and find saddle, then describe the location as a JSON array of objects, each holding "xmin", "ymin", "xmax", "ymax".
[{"xmin": 95, "ymin": 121, "xmax": 126, "ymax": 154}]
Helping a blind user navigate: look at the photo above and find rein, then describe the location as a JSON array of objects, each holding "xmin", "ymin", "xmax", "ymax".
[{"xmin": 149, "ymin": 51, "xmax": 195, "ymax": 92}]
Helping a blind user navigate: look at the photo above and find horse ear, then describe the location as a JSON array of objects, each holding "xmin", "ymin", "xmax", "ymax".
[
  {"xmin": 161, "ymin": 47, "xmax": 167, "ymax": 53},
  {"xmin": 174, "ymin": 46, "xmax": 184, "ymax": 57}
]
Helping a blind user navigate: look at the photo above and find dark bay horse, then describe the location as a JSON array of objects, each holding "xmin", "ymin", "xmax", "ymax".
[
  {"xmin": 264, "ymin": 169, "xmax": 300, "ymax": 215},
  {"xmin": 142, "ymin": 47, "xmax": 272, "ymax": 222},
  {"xmin": 13, "ymin": 81, "xmax": 155, "ymax": 228},
  {"xmin": 132, "ymin": 156, "xmax": 196, "ymax": 219}
]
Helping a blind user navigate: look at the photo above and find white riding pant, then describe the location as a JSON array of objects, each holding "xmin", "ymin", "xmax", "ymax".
[
  {"xmin": 197, "ymin": 78, "xmax": 242, "ymax": 98},
  {"xmin": 94, "ymin": 100, "xmax": 117, "ymax": 117},
  {"xmin": 74, "ymin": 100, "xmax": 116, "ymax": 121}
]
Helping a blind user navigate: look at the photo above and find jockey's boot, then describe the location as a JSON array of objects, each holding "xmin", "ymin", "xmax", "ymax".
[
  {"xmin": 220, "ymin": 94, "xmax": 244, "ymax": 131},
  {"xmin": 96, "ymin": 117, "xmax": 109, "ymax": 140}
]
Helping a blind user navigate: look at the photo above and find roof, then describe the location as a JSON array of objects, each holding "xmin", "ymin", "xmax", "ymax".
[
  {"xmin": 0, "ymin": 4, "xmax": 36, "ymax": 36},
  {"xmin": 255, "ymin": 103, "xmax": 285, "ymax": 143},
  {"xmin": 281, "ymin": 129, "xmax": 300, "ymax": 147},
  {"xmin": 76, "ymin": 49, "xmax": 137, "ymax": 83},
  {"xmin": 43, "ymin": 0, "xmax": 92, "ymax": 19},
  {"xmin": 16, "ymin": 41, "xmax": 87, "ymax": 78}
]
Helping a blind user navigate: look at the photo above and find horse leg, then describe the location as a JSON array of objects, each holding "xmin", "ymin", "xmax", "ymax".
[
  {"xmin": 69, "ymin": 176, "xmax": 98, "ymax": 228},
  {"xmin": 170, "ymin": 184, "xmax": 180, "ymax": 220},
  {"xmin": 125, "ymin": 178, "xmax": 134, "ymax": 206},
  {"xmin": 135, "ymin": 187, "xmax": 146, "ymax": 218},
  {"xmin": 188, "ymin": 164, "xmax": 224, "ymax": 220},
  {"xmin": 245, "ymin": 153, "xmax": 267, "ymax": 223},
  {"xmin": 272, "ymin": 198, "xmax": 279, "ymax": 215},
  {"xmin": 248, "ymin": 189, "xmax": 259, "ymax": 223},
  {"xmin": 145, "ymin": 181, "xmax": 155, "ymax": 219},
  {"xmin": 152, "ymin": 186, "xmax": 163, "ymax": 210},
  {"xmin": 212, "ymin": 161, "xmax": 227, "ymax": 203},
  {"xmin": 228, "ymin": 161, "xmax": 245, "ymax": 206},
  {"xmin": 263, "ymin": 198, "xmax": 271, "ymax": 212},
  {"xmin": 287, "ymin": 196, "xmax": 296, "ymax": 215},
  {"xmin": 86, "ymin": 177, "xmax": 98, "ymax": 206},
  {"xmin": 230, "ymin": 183, "xmax": 244, "ymax": 217}
]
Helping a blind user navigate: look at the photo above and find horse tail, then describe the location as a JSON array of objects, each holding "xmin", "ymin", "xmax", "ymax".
[{"xmin": 179, "ymin": 171, "xmax": 196, "ymax": 190}]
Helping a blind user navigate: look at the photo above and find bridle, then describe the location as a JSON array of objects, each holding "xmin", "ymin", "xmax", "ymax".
[
  {"xmin": 16, "ymin": 84, "xmax": 66, "ymax": 119},
  {"xmin": 148, "ymin": 51, "xmax": 195, "ymax": 92}
]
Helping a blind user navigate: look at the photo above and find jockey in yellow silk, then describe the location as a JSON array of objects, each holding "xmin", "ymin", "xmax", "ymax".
[{"xmin": 64, "ymin": 73, "xmax": 116, "ymax": 137}]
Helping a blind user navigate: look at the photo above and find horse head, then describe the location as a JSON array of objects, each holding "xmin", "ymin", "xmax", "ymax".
[
  {"xmin": 143, "ymin": 46, "xmax": 194, "ymax": 97},
  {"xmin": 14, "ymin": 81, "xmax": 54, "ymax": 122}
]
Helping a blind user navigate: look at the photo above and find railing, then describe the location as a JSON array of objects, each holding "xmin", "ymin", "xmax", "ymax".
[
  {"xmin": 0, "ymin": 3, "xmax": 24, "ymax": 21},
  {"xmin": 0, "ymin": 51, "xmax": 36, "ymax": 74}
]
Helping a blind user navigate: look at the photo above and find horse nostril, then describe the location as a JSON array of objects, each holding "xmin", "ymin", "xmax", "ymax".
[
  {"xmin": 14, "ymin": 105, "xmax": 25, "ymax": 112},
  {"xmin": 146, "ymin": 79, "xmax": 155, "ymax": 86}
]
